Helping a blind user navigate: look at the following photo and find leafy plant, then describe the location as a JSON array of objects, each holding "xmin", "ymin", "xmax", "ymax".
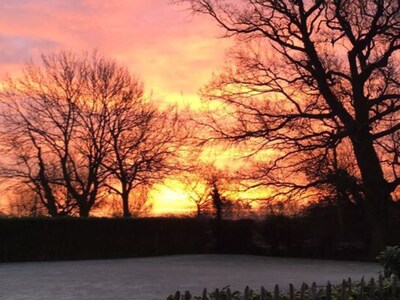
[{"xmin": 377, "ymin": 246, "xmax": 400, "ymax": 277}]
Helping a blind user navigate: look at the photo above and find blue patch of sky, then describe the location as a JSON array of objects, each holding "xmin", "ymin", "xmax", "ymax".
[{"xmin": 0, "ymin": 35, "xmax": 59, "ymax": 64}]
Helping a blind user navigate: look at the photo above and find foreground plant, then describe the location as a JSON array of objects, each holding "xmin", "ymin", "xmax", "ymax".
[
  {"xmin": 168, "ymin": 276, "xmax": 400, "ymax": 299},
  {"xmin": 377, "ymin": 246, "xmax": 400, "ymax": 278}
]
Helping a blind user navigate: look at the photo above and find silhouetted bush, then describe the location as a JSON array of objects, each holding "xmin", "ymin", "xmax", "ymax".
[{"xmin": 377, "ymin": 246, "xmax": 400, "ymax": 277}]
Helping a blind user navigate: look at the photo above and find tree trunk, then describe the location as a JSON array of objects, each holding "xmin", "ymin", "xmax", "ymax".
[
  {"xmin": 39, "ymin": 177, "xmax": 58, "ymax": 217},
  {"xmin": 122, "ymin": 190, "xmax": 131, "ymax": 218},
  {"xmin": 78, "ymin": 200, "xmax": 90, "ymax": 217},
  {"xmin": 37, "ymin": 149, "xmax": 59, "ymax": 217},
  {"xmin": 46, "ymin": 202, "xmax": 59, "ymax": 217},
  {"xmin": 351, "ymin": 131, "xmax": 392, "ymax": 258}
]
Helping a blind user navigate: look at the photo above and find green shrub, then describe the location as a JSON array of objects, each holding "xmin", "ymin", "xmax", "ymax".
[{"xmin": 377, "ymin": 246, "xmax": 400, "ymax": 277}]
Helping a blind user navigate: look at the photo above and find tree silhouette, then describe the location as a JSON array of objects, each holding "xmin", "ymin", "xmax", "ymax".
[
  {"xmin": 7, "ymin": 188, "xmax": 48, "ymax": 217},
  {"xmin": 103, "ymin": 97, "xmax": 185, "ymax": 217},
  {"xmin": 177, "ymin": 0, "xmax": 400, "ymax": 256},
  {"xmin": 0, "ymin": 51, "xmax": 176, "ymax": 217},
  {"xmin": 181, "ymin": 162, "xmax": 251, "ymax": 219},
  {"xmin": 107, "ymin": 186, "xmax": 153, "ymax": 218},
  {"xmin": 180, "ymin": 172, "xmax": 214, "ymax": 218},
  {"xmin": 302, "ymin": 143, "xmax": 364, "ymax": 207}
]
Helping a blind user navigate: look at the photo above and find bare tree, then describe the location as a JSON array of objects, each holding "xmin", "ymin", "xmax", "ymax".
[
  {"xmin": 0, "ymin": 130, "xmax": 77, "ymax": 216},
  {"xmin": 1, "ymin": 51, "xmax": 187, "ymax": 218},
  {"xmin": 107, "ymin": 186, "xmax": 153, "ymax": 218},
  {"xmin": 0, "ymin": 51, "xmax": 149, "ymax": 217},
  {"xmin": 180, "ymin": 172, "xmax": 214, "ymax": 218},
  {"xmin": 0, "ymin": 52, "xmax": 87, "ymax": 216},
  {"xmin": 103, "ymin": 97, "xmax": 185, "ymax": 217},
  {"xmin": 7, "ymin": 188, "xmax": 48, "ymax": 217},
  {"xmin": 180, "ymin": 163, "xmax": 251, "ymax": 219},
  {"xmin": 177, "ymin": 0, "xmax": 400, "ymax": 255}
]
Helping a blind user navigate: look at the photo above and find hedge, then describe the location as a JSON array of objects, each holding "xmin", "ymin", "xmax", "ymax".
[{"xmin": 0, "ymin": 217, "xmax": 254, "ymax": 262}]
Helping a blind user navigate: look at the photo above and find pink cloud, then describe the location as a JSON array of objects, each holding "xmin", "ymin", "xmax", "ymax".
[{"xmin": 0, "ymin": 0, "xmax": 230, "ymax": 102}]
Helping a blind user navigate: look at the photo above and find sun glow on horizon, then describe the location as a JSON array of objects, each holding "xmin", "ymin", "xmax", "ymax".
[
  {"xmin": 0, "ymin": 0, "xmax": 279, "ymax": 217},
  {"xmin": 150, "ymin": 180, "xmax": 195, "ymax": 216}
]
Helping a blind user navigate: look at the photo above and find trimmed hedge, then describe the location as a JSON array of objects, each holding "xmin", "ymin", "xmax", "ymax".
[
  {"xmin": 0, "ymin": 217, "xmax": 254, "ymax": 262},
  {"xmin": 262, "ymin": 214, "xmax": 369, "ymax": 260}
]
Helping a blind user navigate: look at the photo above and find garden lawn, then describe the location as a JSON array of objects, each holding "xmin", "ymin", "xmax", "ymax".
[{"xmin": 0, "ymin": 255, "xmax": 381, "ymax": 300}]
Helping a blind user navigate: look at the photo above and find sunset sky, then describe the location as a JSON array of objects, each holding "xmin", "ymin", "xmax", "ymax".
[
  {"xmin": 0, "ymin": 1, "xmax": 230, "ymax": 104},
  {"xmin": 0, "ymin": 0, "xmax": 234, "ymax": 215}
]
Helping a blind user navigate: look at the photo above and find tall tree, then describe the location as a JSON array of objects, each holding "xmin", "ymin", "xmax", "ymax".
[
  {"xmin": 103, "ymin": 97, "xmax": 184, "ymax": 217},
  {"xmin": 181, "ymin": 163, "xmax": 251, "ymax": 219},
  {"xmin": 177, "ymin": 0, "xmax": 400, "ymax": 256},
  {"xmin": 0, "ymin": 51, "xmax": 150, "ymax": 217},
  {"xmin": 0, "ymin": 52, "xmax": 89, "ymax": 216}
]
